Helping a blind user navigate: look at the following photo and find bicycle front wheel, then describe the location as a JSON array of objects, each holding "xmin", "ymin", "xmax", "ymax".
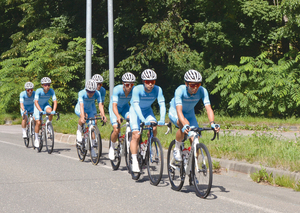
[
  {"xmin": 192, "ymin": 143, "xmax": 213, "ymax": 198},
  {"xmin": 167, "ymin": 140, "xmax": 184, "ymax": 191},
  {"xmin": 110, "ymin": 131, "xmax": 121, "ymax": 170},
  {"xmin": 45, "ymin": 123, "xmax": 54, "ymax": 154},
  {"xmin": 30, "ymin": 120, "xmax": 35, "ymax": 148},
  {"xmin": 37, "ymin": 130, "xmax": 44, "ymax": 152},
  {"xmin": 89, "ymin": 126, "xmax": 102, "ymax": 165},
  {"xmin": 24, "ymin": 126, "xmax": 30, "ymax": 148},
  {"xmin": 147, "ymin": 137, "xmax": 163, "ymax": 186},
  {"xmin": 124, "ymin": 132, "xmax": 131, "ymax": 171},
  {"xmin": 76, "ymin": 136, "xmax": 87, "ymax": 162}
]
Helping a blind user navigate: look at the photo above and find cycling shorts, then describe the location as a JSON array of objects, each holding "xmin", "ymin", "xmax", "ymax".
[
  {"xmin": 168, "ymin": 106, "xmax": 199, "ymax": 128},
  {"xmin": 129, "ymin": 106, "xmax": 156, "ymax": 132}
]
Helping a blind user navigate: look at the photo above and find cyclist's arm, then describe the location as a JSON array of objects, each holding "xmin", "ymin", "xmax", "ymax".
[
  {"xmin": 157, "ymin": 87, "xmax": 166, "ymax": 124},
  {"xmin": 20, "ymin": 103, "xmax": 25, "ymax": 112},
  {"xmin": 52, "ymin": 100, "xmax": 57, "ymax": 112},
  {"xmin": 205, "ymin": 104, "xmax": 214, "ymax": 123},
  {"xmin": 79, "ymin": 102, "xmax": 85, "ymax": 123},
  {"xmin": 98, "ymin": 102, "xmax": 107, "ymax": 122},
  {"xmin": 132, "ymin": 88, "xmax": 146, "ymax": 122},
  {"xmin": 112, "ymin": 102, "xmax": 121, "ymax": 124},
  {"xmin": 34, "ymin": 100, "xmax": 43, "ymax": 112}
]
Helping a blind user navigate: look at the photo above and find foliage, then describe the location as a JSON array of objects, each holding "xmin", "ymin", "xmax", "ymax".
[{"xmin": 207, "ymin": 51, "xmax": 300, "ymax": 117}]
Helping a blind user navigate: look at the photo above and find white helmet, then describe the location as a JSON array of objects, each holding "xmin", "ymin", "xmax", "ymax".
[
  {"xmin": 122, "ymin": 72, "xmax": 136, "ymax": 82},
  {"xmin": 85, "ymin": 79, "xmax": 97, "ymax": 92},
  {"xmin": 92, "ymin": 74, "xmax": 103, "ymax": 83},
  {"xmin": 41, "ymin": 77, "xmax": 51, "ymax": 84},
  {"xmin": 141, "ymin": 69, "xmax": 157, "ymax": 80},
  {"xmin": 184, "ymin": 70, "xmax": 202, "ymax": 82},
  {"xmin": 24, "ymin": 82, "xmax": 34, "ymax": 89}
]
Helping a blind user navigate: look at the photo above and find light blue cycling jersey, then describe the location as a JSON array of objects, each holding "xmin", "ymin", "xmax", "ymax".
[
  {"xmin": 34, "ymin": 88, "xmax": 57, "ymax": 119},
  {"xmin": 75, "ymin": 89, "xmax": 101, "ymax": 118},
  {"xmin": 130, "ymin": 84, "xmax": 166, "ymax": 124},
  {"xmin": 169, "ymin": 85, "xmax": 210, "ymax": 114},
  {"xmin": 20, "ymin": 90, "xmax": 35, "ymax": 114},
  {"xmin": 97, "ymin": 87, "xmax": 106, "ymax": 103},
  {"xmin": 109, "ymin": 85, "xmax": 134, "ymax": 125},
  {"xmin": 168, "ymin": 85, "xmax": 211, "ymax": 127}
]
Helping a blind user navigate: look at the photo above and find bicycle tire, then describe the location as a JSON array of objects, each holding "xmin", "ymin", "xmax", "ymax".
[
  {"xmin": 76, "ymin": 134, "xmax": 87, "ymax": 162},
  {"xmin": 30, "ymin": 120, "xmax": 35, "ymax": 148},
  {"xmin": 45, "ymin": 123, "xmax": 54, "ymax": 154},
  {"xmin": 24, "ymin": 125, "xmax": 30, "ymax": 147},
  {"xmin": 89, "ymin": 125, "xmax": 102, "ymax": 165},
  {"xmin": 192, "ymin": 143, "xmax": 213, "ymax": 198},
  {"xmin": 109, "ymin": 131, "xmax": 121, "ymax": 170},
  {"xmin": 147, "ymin": 137, "xmax": 163, "ymax": 186},
  {"xmin": 129, "ymin": 148, "xmax": 141, "ymax": 180},
  {"xmin": 167, "ymin": 140, "xmax": 184, "ymax": 191}
]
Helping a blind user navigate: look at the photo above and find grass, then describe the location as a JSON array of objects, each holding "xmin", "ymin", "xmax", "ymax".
[
  {"xmin": 3, "ymin": 112, "xmax": 300, "ymax": 173},
  {"xmin": 250, "ymin": 166, "xmax": 300, "ymax": 191}
]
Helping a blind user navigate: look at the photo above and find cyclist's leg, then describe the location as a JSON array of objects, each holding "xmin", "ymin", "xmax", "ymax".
[
  {"xmin": 109, "ymin": 105, "xmax": 120, "ymax": 143},
  {"xmin": 129, "ymin": 106, "xmax": 141, "ymax": 172},
  {"xmin": 144, "ymin": 109, "xmax": 157, "ymax": 136},
  {"xmin": 45, "ymin": 105, "xmax": 52, "ymax": 121},
  {"xmin": 33, "ymin": 105, "xmax": 41, "ymax": 147},
  {"xmin": 186, "ymin": 113, "xmax": 199, "ymax": 146},
  {"xmin": 21, "ymin": 109, "xmax": 27, "ymax": 138}
]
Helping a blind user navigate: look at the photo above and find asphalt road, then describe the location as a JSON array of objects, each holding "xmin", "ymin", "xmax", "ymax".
[{"xmin": 0, "ymin": 125, "xmax": 300, "ymax": 213}]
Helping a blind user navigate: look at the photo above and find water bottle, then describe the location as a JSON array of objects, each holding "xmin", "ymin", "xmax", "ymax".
[
  {"xmin": 141, "ymin": 140, "xmax": 147, "ymax": 158},
  {"xmin": 182, "ymin": 146, "xmax": 191, "ymax": 165}
]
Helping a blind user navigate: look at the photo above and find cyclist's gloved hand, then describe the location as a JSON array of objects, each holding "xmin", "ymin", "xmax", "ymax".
[
  {"xmin": 21, "ymin": 109, "xmax": 25, "ymax": 115},
  {"xmin": 211, "ymin": 123, "xmax": 220, "ymax": 129},
  {"xmin": 51, "ymin": 110, "xmax": 56, "ymax": 115},
  {"xmin": 158, "ymin": 120, "xmax": 165, "ymax": 126},
  {"xmin": 181, "ymin": 124, "xmax": 190, "ymax": 133},
  {"xmin": 41, "ymin": 111, "xmax": 46, "ymax": 115}
]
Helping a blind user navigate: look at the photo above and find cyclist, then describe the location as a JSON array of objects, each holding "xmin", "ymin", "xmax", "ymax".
[
  {"xmin": 75, "ymin": 79, "xmax": 107, "ymax": 156},
  {"xmin": 92, "ymin": 74, "xmax": 106, "ymax": 119},
  {"xmin": 108, "ymin": 72, "xmax": 136, "ymax": 160},
  {"xmin": 20, "ymin": 82, "xmax": 35, "ymax": 138},
  {"xmin": 168, "ymin": 69, "xmax": 220, "ymax": 161},
  {"xmin": 33, "ymin": 77, "xmax": 57, "ymax": 148},
  {"xmin": 129, "ymin": 69, "xmax": 166, "ymax": 172}
]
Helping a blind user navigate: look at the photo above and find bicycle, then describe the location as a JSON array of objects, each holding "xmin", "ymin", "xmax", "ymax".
[
  {"xmin": 76, "ymin": 114, "xmax": 105, "ymax": 165},
  {"xmin": 128, "ymin": 122, "xmax": 172, "ymax": 186},
  {"xmin": 23, "ymin": 112, "xmax": 35, "ymax": 148},
  {"xmin": 36, "ymin": 112, "xmax": 60, "ymax": 154},
  {"xmin": 109, "ymin": 118, "xmax": 131, "ymax": 171},
  {"xmin": 167, "ymin": 125, "xmax": 219, "ymax": 198}
]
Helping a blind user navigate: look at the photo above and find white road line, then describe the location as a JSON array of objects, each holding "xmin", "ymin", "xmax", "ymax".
[{"xmin": 218, "ymin": 195, "xmax": 282, "ymax": 213}]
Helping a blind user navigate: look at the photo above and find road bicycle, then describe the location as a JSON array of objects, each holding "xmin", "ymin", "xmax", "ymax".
[
  {"xmin": 76, "ymin": 114, "xmax": 105, "ymax": 165},
  {"xmin": 167, "ymin": 126, "xmax": 219, "ymax": 198},
  {"xmin": 128, "ymin": 122, "xmax": 172, "ymax": 186},
  {"xmin": 109, "ymin": 118, "xmax": 131, "ymax": 171},
  {"xmin": 23, "ymin": 112, "xmax": 35, "ymax": 148},
  {"xmin": 37, "ymin": 112, "xmax": 60, "ymax": 154}
]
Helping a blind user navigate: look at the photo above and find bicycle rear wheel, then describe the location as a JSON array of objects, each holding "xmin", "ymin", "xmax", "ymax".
[
  {"xmin": 24, "ymin": 126, "xmax": 29, "ymax": 147},
  {"xmin": 192, "ymin": 143, "xmax": 213, "ymax": 198},
  {"xmin": 129, "ymin": 148, "xmax": 141, "ymax": 180},
  {"xmin": 89, "ymin": 126, "xmax": 102, "ymax": 165},
  {"xmin": 37, "ymin": 130, "xmax": 44, "ymax": 152},
  {"xmin": 110, "ymin": 131, "xmax": 121, "ymax": 170},
  {"xmin": 45, "ymin": 123, "xmax": 54, "ymax": 154},
  {"xmin": 167, "ymin": 140, "xmax": 184, "ymax": 191},
  {"xmin": 147, "ymin": 137, "xmax": 163, "ymax": 186}
]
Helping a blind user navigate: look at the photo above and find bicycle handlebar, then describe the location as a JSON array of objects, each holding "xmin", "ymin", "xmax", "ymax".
[
  {"xmin": 189, "ymin": 124, "xmax": 220, "ymax": 141},
  {"xmin": 39, "ymin": 112, "xmax": 60, "ymax": 121},
  {"xmin": 84, "ymin": 114, "xmax": 106, "ymax": 126},
  {"xmin": 138, "ymin": 121, "xmax": 172, "ymax": 135},
  {"xmin": 22, "ymin": 111, "xmax": 33, "ymax": 120}
]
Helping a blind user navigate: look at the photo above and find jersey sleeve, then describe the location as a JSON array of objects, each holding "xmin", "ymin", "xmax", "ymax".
[
  {"xmin": 20, "ymin": 92, "xmax": 24, "ymax": 103},
  {"xmin": 96, "ymin": 91, "xmax": 101, "ymax": 103},
  {"xmin": 111, "ymin": 87, "xmax": 119, "ymax": 103},
  {"xmin": 34, "ymin": 89, "xmax": 40, "ymax": 101},
  {"xmin": 51, "ymin": 89, "xmax": 57, "ymax": 101},
  {"xmin": 157, "ymin": 87, "xmax": 166, "ymax": 122},
  {"xmin": 201, "ymin": 87, "xmax": 211, "ymax": 106},
  {"xmin": 78, "ymin": 91, "xmax": 84, "ymax": 103},
  {"xmin": 174, "ymin": 87, "xmax": 183, "ymax": 106}
]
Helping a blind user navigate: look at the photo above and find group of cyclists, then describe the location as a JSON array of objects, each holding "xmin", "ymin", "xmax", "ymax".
[{"xmin": 20, "ymin": 69, "xmax": 220, "ymax": 173}]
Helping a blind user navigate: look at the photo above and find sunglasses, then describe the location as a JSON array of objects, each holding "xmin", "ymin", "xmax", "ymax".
[
  {"xmin": 188, "ymin": 83, "xmax": 201, "ymax": 88},
  {"xmin": 27, "ymin": 89, "xmax": 33, "ymax": 92},
  {"xmin": 97, "ymin": 83, "xmax": 102, "ymax": 86},
  {"xmin": 144, "ymin": 80, "xmax": 156, "ymax": 85},
  {"xmin": 43, "ymin": 84, "xmax": 51, "ymax": 87},
  {"xmin": 86, "ymin": 90, "xmax": 95, "ymax": 94},
  {"xmin": 124, "ymin": 83, "xmax": 134, "ymax": 88}
]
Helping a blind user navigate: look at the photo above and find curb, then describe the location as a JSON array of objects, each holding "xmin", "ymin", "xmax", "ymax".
[{"xmin": 54, "ymin": 132, "xmax": 300, "ymax": 181}]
